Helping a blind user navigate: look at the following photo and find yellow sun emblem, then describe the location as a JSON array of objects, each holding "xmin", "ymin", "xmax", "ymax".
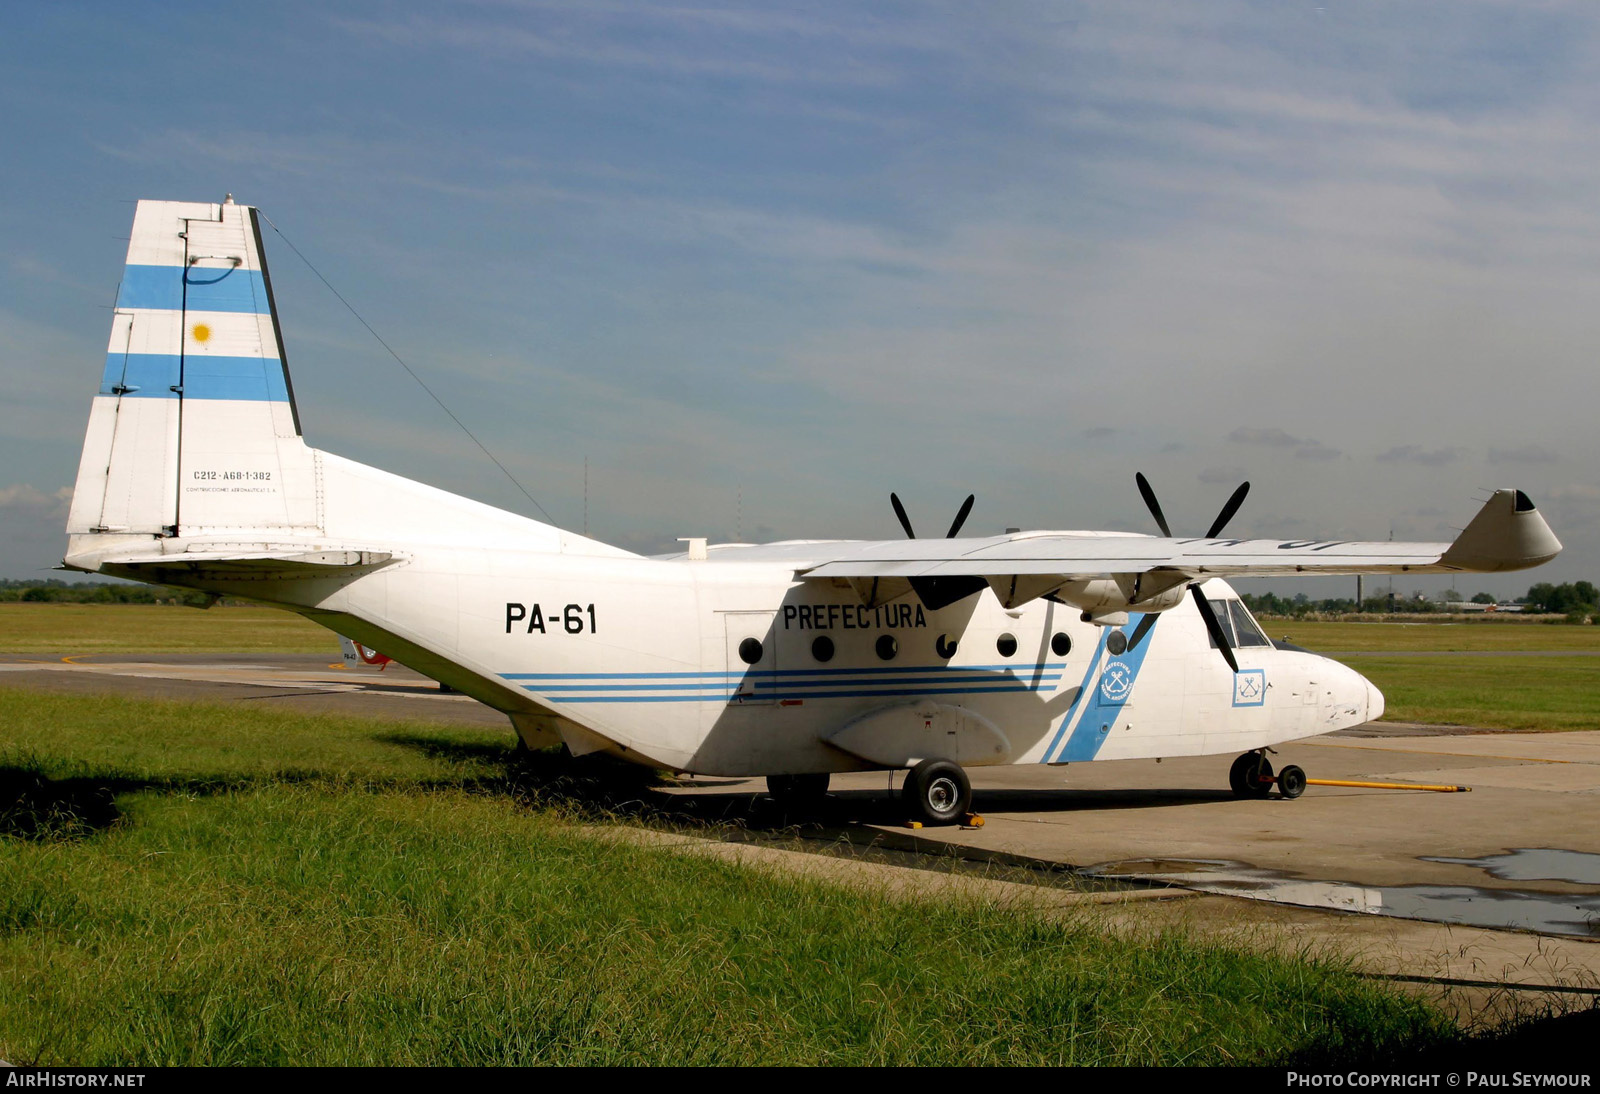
[{"xmin": 191, "ymin": 323, "xmax": 212, "ymax": 344}]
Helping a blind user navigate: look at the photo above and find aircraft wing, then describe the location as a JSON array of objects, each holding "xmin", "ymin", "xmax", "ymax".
[{"xmin": 799, "ymin": 489, "xmax": 1561, "ymax": 610}]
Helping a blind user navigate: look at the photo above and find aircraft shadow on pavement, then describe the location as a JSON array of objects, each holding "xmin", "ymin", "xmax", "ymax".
[{"xmin": 375, "ymin": 732, "xmax": 1239, "ymax": 837}]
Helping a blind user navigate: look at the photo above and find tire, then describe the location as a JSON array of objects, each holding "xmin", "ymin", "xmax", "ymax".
[
  {"xmin": 1229, "ymin": 752, "xmax": 1274, "ymax": 799},
  {"xmin": 1277, "ymin": 764, "xmax": 1307, "ymax": 800},
  {"xmin": 1227, "ymin": 753, "xmax": 1254, "ymax": 797},
  {"xmin": 766, "ymin": 773, "xmax": 830, "ymax": 809},
  {"xmin": 903, "ymin": 759, "xmax": 972, "ymax": 826}
]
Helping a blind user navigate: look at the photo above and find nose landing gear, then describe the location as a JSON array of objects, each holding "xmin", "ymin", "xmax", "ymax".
[
  {"xmin": 1229, "ymin": 751, "xmax": 1273, "ymax": 798},
  {"xmin": 1229, "ymin": 751, "xmax": 1306, "ymax": 799}
]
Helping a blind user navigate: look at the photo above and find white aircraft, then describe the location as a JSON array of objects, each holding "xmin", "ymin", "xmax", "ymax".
[{"xmin": 63, "ymin": 198, "xmax": 1563, "ymax": 824}]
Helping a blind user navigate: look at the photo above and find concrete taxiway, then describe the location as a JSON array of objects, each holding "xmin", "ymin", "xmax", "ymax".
[{"xmin": 4, "ymin": 650, "xmax": 1599, "ymax": 1008}]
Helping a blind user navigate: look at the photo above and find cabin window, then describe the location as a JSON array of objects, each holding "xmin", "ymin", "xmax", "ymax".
[
  {"xmin": 811, "ymin": 635, "xmax": 835, "ymax": 663},
  {"xmin": 1106, "ymin": 629, "xmax": 1127, "ymax": 655},
  {"xmin": 1203, "ymin": 598, "xmax": 1236, "ymax": 648},
  {"xmin": 995, "ymin": 633, "xmax": 1018, "ymax": 657},
  {"xmin": 738, "ymin": 637, "xmax": 764, "ymax": 665},
  {"xmin": 1227, "ymin": 600, "xmax": 1272, "ymax": 647},
  {"xmin": 876, "ymin": 634, "xmax": 898, "ymax": 660},
  {"xmin": 1051, "ymin": 632, "xmax": 1071, "ymax": 657},
  {"xmin": 1203, "ymin": 598, "xmax": 1271, "ymax": 649}
]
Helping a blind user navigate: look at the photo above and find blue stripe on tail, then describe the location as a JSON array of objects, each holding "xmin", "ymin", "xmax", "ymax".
[{"xmin": 116, "ymin": 265, "xmax": 271, "ymax": 314}]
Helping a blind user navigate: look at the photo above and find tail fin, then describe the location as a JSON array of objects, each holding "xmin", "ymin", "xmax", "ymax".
[{"xmin": 67, "ymin": 197, "xmax": 319, "ymax": 538}]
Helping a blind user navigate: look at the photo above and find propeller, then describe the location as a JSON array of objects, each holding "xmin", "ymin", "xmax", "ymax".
[
  {"xmin": 890, "ymin": 492, "xmax": 975, "ymax": 540},
  {"xmin": 889, "ymin": 492, "xmax": 985, "ymax": 610},
  {"xmin": 944, "ymin": 493, "xmax": 976, "ymax": 539},
  {"xmin": 890, "ymin": 492, "xmax": 916, "ymax": 539},
  {"xmin": 1127, "ymin": 473, "xmax": 1251, "ymax": 672}
]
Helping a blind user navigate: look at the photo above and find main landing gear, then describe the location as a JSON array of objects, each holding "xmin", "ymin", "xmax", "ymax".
[
  {"xmin": 766, "ymin": 772, "xmax": 831, "ymax": 812},
  {"xmin": 903, "ymin": 758, "xmax": 973, "ymax": 826},
  {"xmin": 1228, "ymin": 750, "xmax": 1306, "ymax": 800}
]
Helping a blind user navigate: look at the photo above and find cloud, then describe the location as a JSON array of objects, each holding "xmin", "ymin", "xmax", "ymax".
[
  {"xmin": 1488, "ymin": 445, "xmax": 1558, "ymax": 464},
  {"xmin": 0, "ymin": 485, "xmax": 73, "ymax": 546},
  {"xmin": 1083, "ymin": 426, "xmax": 1116, "ymax": 440},
  {"xmin": 1198, "ymin": 466, "xmax": 1248, "ymax": 484},
  {"xmin": 1376, "ymin": 445, "xmax": 1465, "ymax": 466},
  {"xmin": 1229, "ymin": 427, "xmax": 1302, "ymax": 448},
  {"xmin": 1293, "ymin": 442, "xmax": 1343, "ymax": 462},
  {"xmin": 1228, "ymin": 427, "xmax": 1340, "ymax": 462},
  {"xmin": 0, "ymin": 484, "xmax": 71, "ymax": 513}
]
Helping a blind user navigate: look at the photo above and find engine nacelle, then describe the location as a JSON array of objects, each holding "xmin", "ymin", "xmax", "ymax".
[{"xmin": 1053, "ymin": 574, "xmax": 1189, "ymax": 618}]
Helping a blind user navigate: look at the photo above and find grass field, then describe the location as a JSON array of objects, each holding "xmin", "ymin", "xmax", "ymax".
[
  {"xmin": 1271, "ymin": 621, "xmax": 1600, "ymax": 731},
  {"xmin": 1326, "ymin": 656, "xmax": 1600, "ymax": 732},
  {"xmin": 0, "ymin": 603, "xmax": 332, "ymax": 654},
  {"xmin": 0, "ymin": 686, "xmax": 1468, "ymax": 1066},
  {"xmin": 1273, "ymin": 619, "xmax": 1600, "ymax": 653}
]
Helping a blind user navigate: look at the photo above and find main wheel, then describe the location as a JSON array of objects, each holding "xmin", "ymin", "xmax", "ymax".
[
  {"xmin": 903, "ymin": 759, "xmax": 972, "ymax": 826},
  {"xmin": 1277, "ymin": 764, "xmax": 1307, "ymax": 800},
  {"xmin": 766, "ymin": 773, "xmax": 830, "ymax": 810},
  {"xmin": 1229, "ymin": 752, "xmax": 1274, "ymax": 799}
]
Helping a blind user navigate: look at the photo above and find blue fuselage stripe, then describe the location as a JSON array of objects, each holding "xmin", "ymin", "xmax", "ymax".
[
  {"xmin": 500, "ymin": 663, "xmax": 1043, "ymax": 680},
  {"xmin": 533, "ymin": 674, "xmax": 1060, "ymax": 693},
  {"xmin": 101, "ymin": 353, "xmax": 289, "ymax": 402},
  {"xmin": 1056, "ymin": 614, "xmax": 1159, "ymax": 762},
  {"xmin": 117, "ymin": 265, "xmax": 271, "ymax": 313},
  {"xmin": 1040, "ymin": 628, "xmax": 1112, "ymax": 761},
  {"xmin": 541, "ymin": 682, "xmax": 1059, "ymax": 703}
]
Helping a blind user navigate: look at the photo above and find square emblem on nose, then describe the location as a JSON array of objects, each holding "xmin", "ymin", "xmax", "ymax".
[{"xmin": 1232, "ymin": 669, "xmax": 1266, "ymax": 707}]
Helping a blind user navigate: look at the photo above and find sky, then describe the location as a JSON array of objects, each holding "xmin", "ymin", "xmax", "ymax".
[{"xmin": 2, "ymin": 1, "xmax": 1596, "ymax": 600}]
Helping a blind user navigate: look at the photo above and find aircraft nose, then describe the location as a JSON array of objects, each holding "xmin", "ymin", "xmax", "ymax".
[{"xmin": 1364, "ymin": 677, "xmax": 1385, "ymax": 723}]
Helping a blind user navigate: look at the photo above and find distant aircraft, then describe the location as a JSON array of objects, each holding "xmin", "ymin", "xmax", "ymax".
[
  {"xmin": 337, "ymin": 635, "xmax": 391, "ymax": 670},
  {"xmin": 63, "ymin": 199, "xmax": 1563, "ymax": 823}
]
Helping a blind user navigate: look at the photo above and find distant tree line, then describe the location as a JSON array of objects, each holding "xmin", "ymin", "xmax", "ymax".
[
  {"xmin": 1523, "ymin": 582, "xmax": 1599, "ymax": 620},
  {"xmin": 1243, "ymin": 580, "xmax": 1597, "ymax": 623},
  {"xmin": 0, "ymin": 579, "xmax": 216, "ymax": 607}
]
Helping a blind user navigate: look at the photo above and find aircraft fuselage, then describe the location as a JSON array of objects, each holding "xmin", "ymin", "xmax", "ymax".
[{"xmin": 133, "ymin": 543, "xmax": 1380, "ymax": 777}]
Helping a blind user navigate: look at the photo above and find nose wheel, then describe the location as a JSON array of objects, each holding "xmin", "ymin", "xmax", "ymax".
[
  {"xmin": 1276, "ymin": 764, "xmax": 1307, "ymax": 799},
  {"xmin": 1228, "ymin": 751, "xmax": 1306, "ymax": 799}
]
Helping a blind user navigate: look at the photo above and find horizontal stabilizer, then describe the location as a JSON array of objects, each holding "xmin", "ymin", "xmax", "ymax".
[{"xmin": 67, "ymin": 540, "xmax": 393, "ymax": 576}]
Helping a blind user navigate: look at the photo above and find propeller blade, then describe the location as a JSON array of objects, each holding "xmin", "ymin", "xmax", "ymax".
[
  {"xmin": 1135, "ymin": 472, "xmax": 1172, "ymax": 538},
  {"xmin": 1204, "ymin": 481, "xmax": 1251, "ymax": 540},
  {"xmin": 1191, "ymin": 585, "xmax": 1239, "ymax": 673},
  {"xmin": 945, "ymin": 494, "xmax": 976, "ymax": 538},
  {"xmin": 890, "ymin": 492, "xmax": 916, "ymax": 539},
  {"xmin": 1125, "ymin": 611, "xmax": 1159, "ymax": 652}
]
